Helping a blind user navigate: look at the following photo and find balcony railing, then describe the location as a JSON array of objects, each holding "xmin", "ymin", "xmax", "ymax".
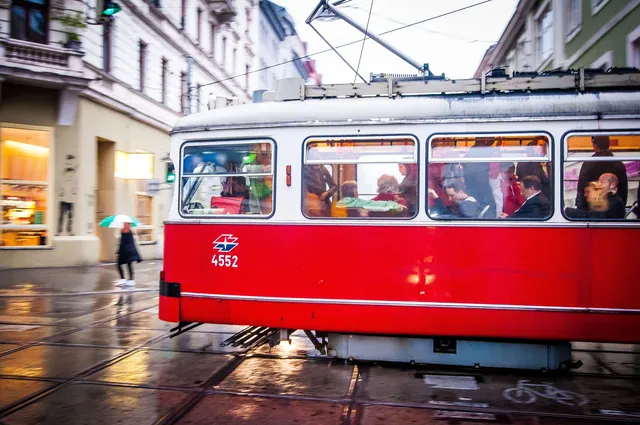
[{"xmin": 0, "ymin": 38, "xmax": 85, "ymax": 77}]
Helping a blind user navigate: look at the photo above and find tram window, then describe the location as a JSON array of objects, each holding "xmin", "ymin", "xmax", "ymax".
[
  {"xmin": 563, "ymin": 133, "xmax": 640, "ymax": 221},
  {"xmin": 303, "ymin": 137, "xmax": 418, "ymax": 219},
  {"xmin": 180, "ymin": 141, "xmax": 273, "ymax": 216},
  {"xmin": 427, "ymin": 135, "xmax": 553, "ymax": 220}
]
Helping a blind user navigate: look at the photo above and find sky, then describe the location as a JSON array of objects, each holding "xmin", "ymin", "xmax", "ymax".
[{"xmin": 271, "ymin": 0, "xmax": 519, "ymax": 83}]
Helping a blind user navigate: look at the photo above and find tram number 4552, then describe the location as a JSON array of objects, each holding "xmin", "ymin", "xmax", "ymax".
[{"xmin": 211, "ymin": 254, "xmax": 238, "ymax": 268}]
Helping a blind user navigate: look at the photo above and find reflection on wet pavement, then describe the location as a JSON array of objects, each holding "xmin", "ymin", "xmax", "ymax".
[
  {"xmin": 1, "ymin": 265, "xmax": 639, "ymax": 424},
  {"xmin": 45, "ymin": 327, "xmax": 164, "ymax": 348},
  {"xmin": 0, "ymin": 379, "xmax": 53, "ymax": 409},
  {"xmin": 219, "ymin": 357, "xmax": 354, "ymax": 398},
  {"xmin": 1, "ymin": 383, "xmax": 187, "ymax": 425},
  {"xmin": 151, "ymin": 332, "xmax": 249, "ymax": 354},
  {"xmin": 175, "ymin": 394, "xmax": 345, "ymax": 425},
  {"xmin": 88, "ymin": 350, "xmax": 232, "ymax": 388},
  {"xmin": 0, "ymin": 345, "xmax": 123, "ymax": 378},
  {"xmin": 0, "ymin": 325, "xmax": 77, "ymax": 344}
]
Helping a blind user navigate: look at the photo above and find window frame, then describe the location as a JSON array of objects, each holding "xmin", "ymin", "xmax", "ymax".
[
  {"xmin": 566, "ymin": 0, "xmax": 581, "ymax": 42},
  {"xmin": 178, "ymin": 138, "xmax": 277, "ymax": 220},
  {"xmin": 591, "ymin": 0, "xmax": 610, "ymax": 16},
  {"xmin": 561, "ymin": 129, "xmax": 640, "ymax": 222},
  {"xmin": 426, "ymin": 131, "xmax": 554, "ymax": 222},
  {"xmin": 626, "ymin": 25, "xmax": 640, "ymax": 68},
  {"xmin": 301, "ymin": 134, "xmax": 420, "ymax": 220},
  {"xmin": 10, "ymin": 0, "xmax": 49, "ymax": 44},
  {"xmin": 135, "ymin": 192, "xmax": 155, "ymax": 244},
  {"xmin": 0, "ymin": 123, "xmax": 54, "ymax": 250},
  {"xmin": 535, "ymin": 3, "xmax": 554, "ymax": 67}
]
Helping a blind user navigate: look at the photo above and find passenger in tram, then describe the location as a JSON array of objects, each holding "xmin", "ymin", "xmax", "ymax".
[
  {"xmin": 372, "ymin": 175, "xmax": 407, "ymax": 206},
  {"xmin": 428, "ymin": 179, "xmax": 482, "ymax": 218},
  {"xmin": 398, "ymin": 163, "xmax": 418, "ymax": 215},
  {"xmin": 182, "ymin": 153, "xmax": 226, "ymax": 210},
  {"xmin": 219, "ymin": 176, "xmax": 251, "ymax": 214},
  {"xmin": 461, "ymin": 138, "xmax": 497, "ymax": 218},
  {"xmin": 336, "ymin": 181, "xmax": 406, "ymax": 215},
  {"xmin": 515, "ymin": 139, "xmax": 551, "ymax": 199},
  {"xmin": 575, "ymin": 136, "xmax": 628, "ymax": 210},
  {"xmin": 565, "ymin": 182, "xmax": 605, "ymax": 218},
  {"xmin": 303, "ymin": 164, "xmax": 338, "ymax": 217},
  {"xmin": 500, "ymin": 162, "xmax": 525, "ymax": 215},
  {"xmin": 500, "ymin": 176, "xmax": 551, "ymax": 219},
  {"xmin": 595, "ymin": 173, "xmax": 626, "ymax": 218},
  {"xmin": 242, "ymin": 150, "xmax": 273, "ymax": 214}
]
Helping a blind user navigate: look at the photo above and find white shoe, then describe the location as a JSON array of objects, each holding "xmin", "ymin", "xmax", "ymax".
[
  {"xmin": 115, "ymin": 279, "xmax": 126, "ymax": 287},
  {"xmin": 124, "ymin": 280, "xmax": 136, "ymax": 287}
]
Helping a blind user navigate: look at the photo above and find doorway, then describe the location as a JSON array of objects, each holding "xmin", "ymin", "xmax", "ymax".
[{"xmin": 96, "ymin": 139, "xmax": 116, "ymax": 262}]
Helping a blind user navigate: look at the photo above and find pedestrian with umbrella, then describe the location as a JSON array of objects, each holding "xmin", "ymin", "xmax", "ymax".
[{"xmin": 99, "ymin": 215, "xmax": 143, "ymax": 287}]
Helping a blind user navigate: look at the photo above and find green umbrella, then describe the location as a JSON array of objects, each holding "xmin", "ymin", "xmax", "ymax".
[{"xmin": 98, "ymin": 215, "xmax": 141, "ymax": 228}]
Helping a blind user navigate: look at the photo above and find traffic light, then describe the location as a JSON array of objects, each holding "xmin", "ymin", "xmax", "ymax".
[
  {"xmin": 96, "ymin": 0, "xmax": 121, "ymax": 23},
  {"xmin": 166, "ymin": 162, "xmax": 175, "ymax": 183}
]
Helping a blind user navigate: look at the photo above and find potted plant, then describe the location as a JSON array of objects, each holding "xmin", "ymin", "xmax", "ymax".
[{"xmin": 53, "ymin": 11, "xmax": 87, "ymax": 50}]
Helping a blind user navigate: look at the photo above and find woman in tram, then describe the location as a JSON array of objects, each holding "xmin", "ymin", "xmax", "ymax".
[{"xmin": 398, "ymin": 163, "xmax": 418, "ymax": 215}]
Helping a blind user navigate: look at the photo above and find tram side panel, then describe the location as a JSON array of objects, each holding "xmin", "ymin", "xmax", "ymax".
[{"xmin": 160, "ymin": 222, "xmax": 640, "ymax": 343}]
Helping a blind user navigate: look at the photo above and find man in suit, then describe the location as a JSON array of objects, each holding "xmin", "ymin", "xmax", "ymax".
[{"xmin": 500, "ymin": 176, "xmax": 551, "ymax": 219}]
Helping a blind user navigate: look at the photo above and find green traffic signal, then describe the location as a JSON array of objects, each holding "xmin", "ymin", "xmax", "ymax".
[
  {"xmin": 103, "ymin": 2, "xmax": 121, "ymax": 17},
  {"xmin": 166, "ymin": 162, "xmax": 175, "ymax": 183}
]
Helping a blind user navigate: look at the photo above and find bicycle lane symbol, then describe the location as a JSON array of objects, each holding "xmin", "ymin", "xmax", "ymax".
[{"xmin": 503, "ymin": 380, "xmax": 589, "ymax": 407}]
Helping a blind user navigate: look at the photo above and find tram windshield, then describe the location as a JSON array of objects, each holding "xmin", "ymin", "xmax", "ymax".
[{"xmin": 180, "ymin": 141, "xmax": 273, "ymax": 216}]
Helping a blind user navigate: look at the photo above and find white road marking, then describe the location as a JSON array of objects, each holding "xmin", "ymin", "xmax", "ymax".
[{"xmin": 424, "ymin": 375, "xmax": 479, "ymax": 390}]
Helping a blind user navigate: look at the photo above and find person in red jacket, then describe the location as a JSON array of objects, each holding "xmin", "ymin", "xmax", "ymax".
[{"xmin": 500, "ymin": 162, "xmax": 525, "ymax": 215}]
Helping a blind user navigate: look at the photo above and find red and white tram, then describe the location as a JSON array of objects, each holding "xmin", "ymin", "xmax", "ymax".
[{"xmin": 159, "ymin": 70, "xmax": 640, "ymax": 368}]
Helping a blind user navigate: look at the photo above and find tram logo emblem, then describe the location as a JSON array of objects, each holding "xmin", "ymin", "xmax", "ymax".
[{"xmin": 213, "ymin": 234, "xmax": 239, "ymax": 253}]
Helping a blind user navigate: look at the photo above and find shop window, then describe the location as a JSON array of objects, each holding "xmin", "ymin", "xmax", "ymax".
[
  {"xmin": 302, "ymin": 136, "xmax": 418, "ymax": 219},
  {"xmin": 427, "ymin": 135, "xmax": 553, "ymax": 220},
  {"xmin": 135, "ymin": 194, "xmax": 154, "ymax": 242},
  {"xmin": 563, "ymin": 133, "xmax": 640, "ymax": 220},
  {"xmin": 1, "ymin": 126, "xmax": 50, "ymax": 247},
  {"xmin": 10, "ymin": 0, "xmax": 48, "ymax": 44},
  {"xmin": 181, "ymin": 141, "xmax": 273, "ymax": 217}
]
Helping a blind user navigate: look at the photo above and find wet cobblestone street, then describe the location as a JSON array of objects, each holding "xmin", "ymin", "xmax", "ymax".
[{"xmin": 1, "ymin": 265, "xmax": 639, "ymax": 424}]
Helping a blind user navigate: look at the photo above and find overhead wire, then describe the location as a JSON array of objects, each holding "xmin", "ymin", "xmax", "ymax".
[
  {"xmin": 194, "ymin": 0, "xmax": 494, "ymax": 90},
  {"xmin": 353, "ymin": 0, "xmax": 374, "ymax": 84}
]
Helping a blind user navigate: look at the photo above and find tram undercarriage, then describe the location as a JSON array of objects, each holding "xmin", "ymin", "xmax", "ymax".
[{"xmin": 167, "ymin": 321, "xmax": 582, "ymax": 372}]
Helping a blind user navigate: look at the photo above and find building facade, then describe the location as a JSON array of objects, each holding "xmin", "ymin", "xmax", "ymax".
[
  {"xmin": 256, "ymin": 0, "xmax": 321, "ymax": 92},
  {"xmin": 474, "ymin": 0, "xmax": 640, "ymax": 77},
  {"xmin": 0, "ymin": 0, "xmax": 258, "ymax": 268}
]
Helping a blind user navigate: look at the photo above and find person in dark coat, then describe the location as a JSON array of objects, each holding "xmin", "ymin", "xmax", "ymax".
[
  {"xmin": 501, "ymin": 176, "xmax": 551, "ymax": 219},
  {"xmin": 116, "ymin": 222, "xmax": 142, "ymax": 287},
  {"xmin": 515, "ymin": 140, "xmax": 551, "ymax": 199},
  {"xmin": 462, "ymin": 138, "xmax": 497, "ymax": 218},
  {"xmin": 575, "ymin": 136, "xmax": 628, "ymax": 211}
]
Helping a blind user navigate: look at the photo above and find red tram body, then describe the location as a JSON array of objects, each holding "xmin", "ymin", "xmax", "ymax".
[{"xmin": 159, "ymin": 73, "xmax": 640, "ymax": 346}]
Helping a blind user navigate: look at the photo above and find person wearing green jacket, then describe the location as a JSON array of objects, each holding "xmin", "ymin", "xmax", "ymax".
[{"xmin": 336, "ymin": 181, "xmax": 406, "ymax": 212}]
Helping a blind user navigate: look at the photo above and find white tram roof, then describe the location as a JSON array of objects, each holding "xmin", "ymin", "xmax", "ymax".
[{"xmin": 173, "ymin": 71, "xmax": 640, "ymax": 134}]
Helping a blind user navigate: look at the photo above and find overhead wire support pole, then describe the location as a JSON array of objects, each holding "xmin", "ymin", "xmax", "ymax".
[
  {"xmin": 323, "ymin": 0, "xmax": 425, "ymax": 74},
  {"xmin": 308, "ymin": 23, "xmax": 368, "ymax": 84}
]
